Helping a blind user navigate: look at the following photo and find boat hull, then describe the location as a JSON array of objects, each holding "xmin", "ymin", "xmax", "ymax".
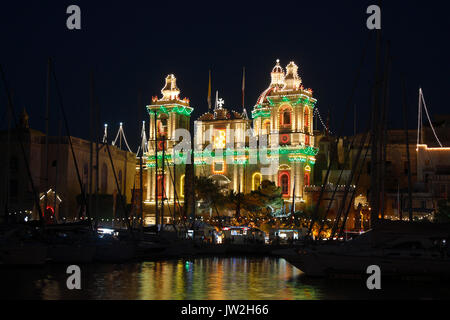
[
  {"xmin": 48, "ymin": 244, "xmax": 96, "ymax": 263},
  {"xmin": 288, "ymin": 249, "xmax": 450, "ymax": 278},
  {"xmin": 94, "ymin": 242, "xmax": 136, "ymax": 262},
  {"xmin": 0, "ymin": 244, "xmax": 48, "ymax": 265}
]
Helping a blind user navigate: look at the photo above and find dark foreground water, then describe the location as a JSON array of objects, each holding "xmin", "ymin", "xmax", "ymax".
[{"xmin": 1, "ymin": 257, "xmax": 449, "ymax": 300}]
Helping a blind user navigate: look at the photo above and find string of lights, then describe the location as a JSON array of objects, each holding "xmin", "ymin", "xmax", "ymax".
[{"xmin": 314, "ymin": 107, "xmax": 332, "ymax": 134}]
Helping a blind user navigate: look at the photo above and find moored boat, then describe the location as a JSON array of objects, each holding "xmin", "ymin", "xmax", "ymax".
[{"xmin": 284, "ymin": 221, "xmax": 450, "ymax": 278}]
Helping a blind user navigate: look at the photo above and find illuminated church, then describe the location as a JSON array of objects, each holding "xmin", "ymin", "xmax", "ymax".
[{"xmin": 141, "ymin": 60, "xmax": 318, "ymax": 222}]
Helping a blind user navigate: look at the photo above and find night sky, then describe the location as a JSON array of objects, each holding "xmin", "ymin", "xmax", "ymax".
[{"xmin": 1, "ymin": 1, "xmax": 449, "ymax": 150}]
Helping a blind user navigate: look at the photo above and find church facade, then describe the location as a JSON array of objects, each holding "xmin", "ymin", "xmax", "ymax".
[{"xmin": 140, "ymin": 60, "xmax": 319, "ymax": 222}]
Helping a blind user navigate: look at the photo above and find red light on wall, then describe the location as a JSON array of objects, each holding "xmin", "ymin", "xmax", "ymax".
[
  {"xmin": 280, "ymin": 134, "xmax": 290, "ymax": 145},
  {"xmin": 157, "ymin": 140, "xmax": 167, "ymax": 151}
]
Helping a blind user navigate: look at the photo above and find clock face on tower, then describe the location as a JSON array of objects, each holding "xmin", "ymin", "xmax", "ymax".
[
  {"xmin": 157, "ymin": 140, "xmax": 167, "ymax": 151},
  {"xmin": 280, "ymin": 133, "xmax": 290, "ymax": 145}
]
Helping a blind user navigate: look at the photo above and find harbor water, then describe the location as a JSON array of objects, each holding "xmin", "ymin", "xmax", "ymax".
[{"xmin": 2, "ymin": 257, "xmax": 449, "ymax": 300}]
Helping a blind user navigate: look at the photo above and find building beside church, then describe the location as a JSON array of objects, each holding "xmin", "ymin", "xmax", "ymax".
[{"xmin": 0, "ymin": 110, "xmax": 136, "ymax": 222}]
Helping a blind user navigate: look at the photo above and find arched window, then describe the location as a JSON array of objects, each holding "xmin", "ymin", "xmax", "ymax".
[
  {"xmin": 304, "ymin": 108, "xmax": 309, "ymax": 128},
  {"xmin": 304, "ymin": 172, "xmax": 310, "ymax": 186},
  {"xmin": 157, "ymin": 175, "xmax": 165, "ymax": 198},
  {"xmin": 283, "ymin": 110, "xmax": 291, "ymax": 125},
  {"xmin": 180, "ymin": 174, "xmax": 185, "ymax": 197},
  {"xmin": 279, "ymin": 172, "xmax": 290, "ymax": 196},
  {"xmin": 157, "ymin": 115, "xmax": 168, "ymax": 138},
  {"xmin": 252, "ymin": 172, "xmax": 262, "ymax": 191},
  {"xmin": 304, "ymin": 108, "xmax": 310, "ymax": 146},
  {"xmin": 280, "ymin": 106, "xmax": 292, "ymax": 128},
  {"xmin": 101, "ymin": 163, "xmax": 108, "ymax": 193}
]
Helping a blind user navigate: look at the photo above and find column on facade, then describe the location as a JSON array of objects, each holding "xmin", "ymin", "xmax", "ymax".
[
  {"xmin": 292, "ymin": 106, "xmax": 298, "ymax": 145},
  {"xmin": 300, "ymin": 165, "xmax": 305, "ymax": 198},
  {"xmin": 146, "ymin": 168, "xmax": 151, "ymax": 201},
  {"xmin": 292, "ymin": 104, "xmax": 296, "ymax": 135},
  {"xmin": 295, "ymin": 162, "xmax": 301, "ymax": 199},
  {"xmin": 233, "ymin": 164, "xmax": 238, "ymax": 192},
  {"xmin": 165, "ymin": 165, "xmax": 171, "ymax": 204},
  {"xmin": 301, "ymin": 105, "xmax": 305, "ymax": 145},
  {"xmin": 274, "ymin": 108, "xmax": 279, "ymax": 133},
  {"xmin": 149, "ymin": 114, "xmax": 153, "ymax": 140},
  {"xmin": 289, "ymin": 163, "xmax": 298, "ymax": 200},
  {"xmin": 209, "ymin": 124, "xmax": 214, "ymax": 145},
  {"xmin": 170, "ymin": 113, "xmax": 175, "ymax": 140},
  {"xmin": 239, "ymin": 165, "xmax": 244, "ymax": 193}
]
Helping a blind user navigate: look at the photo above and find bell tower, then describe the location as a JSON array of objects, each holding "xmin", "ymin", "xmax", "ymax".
[
  {"xmin": 251, "ymin": 60, "xmax": 319, "ymax": 210},
  {"xmin": 143, "ymin": 74, "xmax": 193, "ymax": 224}
]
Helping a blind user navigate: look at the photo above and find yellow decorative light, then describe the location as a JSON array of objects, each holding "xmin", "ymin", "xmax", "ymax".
[{"xmin": 213, "ymin": 129, "xmax": 226, "ymax": 149}]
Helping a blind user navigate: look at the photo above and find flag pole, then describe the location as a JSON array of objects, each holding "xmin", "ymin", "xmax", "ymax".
[
  {"xmin": 242, "ymin": 67, "xmax": 245, "ymax": 110},
  {"xmin": 207, "ymin": 70, "xmax": 212, "ymax": 110}
]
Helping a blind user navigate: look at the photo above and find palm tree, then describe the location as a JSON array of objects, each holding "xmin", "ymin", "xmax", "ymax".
[
  {"xmin": 225, "ymin": 191, "xmax": 245, "ymax": 223},
  {"xmin": 193, "ymin": 176, "xmax": 226, "ymax": 226},
  {"xmin": 194, "ymin": 176, "xmax": 224, "ymax": 205}
]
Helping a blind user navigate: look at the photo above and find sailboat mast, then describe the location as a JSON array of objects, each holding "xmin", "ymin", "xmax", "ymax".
[
  {"xmin": 291, "ymin": 179, "xmax": 296, "ymax": 215},
  {"xmin": 369, "ymin": 20, "xmax": 382, "ymax": 226},
  {"xmin": 95, "ymin": 98, "xmax": 100, "ymax": 222},
  {"xmin": 54, "ymin": 111, "xmax": 61, "ymax": 218},
  {"xmin": 44, "ymin": 58, "xmax": 50, "ymax": 212},
  {"xmin": 89, "ymin": 72, "xmax": 94, "ymax": 220},
  {"xmin": 4, "ymin": 88, "xmax": 11, "ymax": 218},
  {"xmin": 402, "ymin": 79, "xmax": 414, "ymax": 221},
  {"xmin": 173, "ymin": 154, "xmax": 177, "ymax": 220},
  {"xmin": 161, "ymin": 134, "xmax": 165, "ymax": 228},
  {"xmin": 139, "ymin": 122, "xmax": 144, "ymax": 231},
  {"xmin": 154, "ymin": 110, "xmax": 159, "ymax": 229},
  {"xmin": 379, "ymin": 43, "xmax": 391, "ymax": 220}
]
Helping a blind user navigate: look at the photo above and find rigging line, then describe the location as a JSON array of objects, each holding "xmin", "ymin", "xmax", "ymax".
[
  {"xmin": 338, "ymin": 134, "xmax": 372, "ymax": 237},
  {"xmin": 120, "ymin": 125, "xmax": 133, "ymax": 153},
  {"xmin": 148, "ymin": 131, "xmax": 186, "ymax": 229},
  {"xmin": 140, "ymin": 121, "xmax": 149, "ymax": 154},
  {"xmin": 112, "ymin": 125, "xmax": 120, "ymax": 145},
  {"xmin": 307, "ymin": 32, "xmax": 372, "ymax": 237},
  {"xmin": 330, "ymin": 127, "xmax": 370, "ymax": 239},
  {"xmin": 50, "ymin": 61, "xmax": 91, "ymax": 221},
  {"xmin": 112, "ymin": 124, "xmax": 133, "ymax": 153},
  {"xmin": 317, "ymin": 131, "xmax": 359, "ymax": 238},
  {"xmin": 330, "ymin": 88, "xmax": 374, "ymax": 238},
  {"xmin": 417, "ymin": 88, "xmax": 422, "ymax": 147},
  {"xmin": 104, "ymin": 141, "xmax": 132, "ymax": 233},
  {"xmin": 314, "ymin": 107, "xmax": 333, "ymax": 135},
  {"xmin": 103, "ymin": 124, "xmax": 108, "ymax": 143},
  {"xmin": 420, "ymin": 88, "xmax": 443, "ymax": 147},
  {"xmin": 163, "ymin": 156, "xmax": 184, "ymax": 222}
]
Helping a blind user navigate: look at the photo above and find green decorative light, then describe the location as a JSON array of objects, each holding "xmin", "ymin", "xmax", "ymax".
[
  {"xmin": 173, "ymin": 106, "xmax": 194, "ymax": 116},
  {"xmin": 159, "ymin": 106, "xmax": 169, "ymax": 115},
  {"xmin": 260, "ymin": 146, "xmax": 319, "ymax": 157},
  {"xmin": 146, "ymin": 104, "xmax": 194, "ymax": 117},
  {"xmin": 252, "ymin": 109, "xmax": 271, "ymax": 119},
  {"xmin": 267, "ymin": 97, "xmax": 275, "ymax": 106}
]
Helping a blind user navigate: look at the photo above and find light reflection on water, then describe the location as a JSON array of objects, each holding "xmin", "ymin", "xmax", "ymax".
[{"xmin": 2, "ymin": 257, "xmax": 449, "ymax": 300}]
